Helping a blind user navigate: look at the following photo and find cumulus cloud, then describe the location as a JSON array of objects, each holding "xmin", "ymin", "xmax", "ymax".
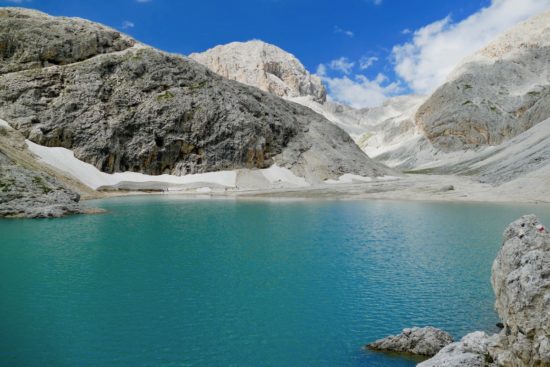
[
  {"xmin": 392, "ymin": 0, "xmax": 550, "ymax": 94},
  {"xmin": 327, "ymin": 57, "xmax": 355, "ymax": 74},
  {"xmin": 359, "ymin": 56, "xmax": 378, "ymax": 70},
  {"xmin": 317, "ymin": 63, "xmax": 401, "ymax": 108},
  {"xmin": 322, "ymin": 74, "xmax": 401, "ymax": 108},
  {"xmin": 121, "ymin": 21, "xmax": 135, "ymax": 29}
]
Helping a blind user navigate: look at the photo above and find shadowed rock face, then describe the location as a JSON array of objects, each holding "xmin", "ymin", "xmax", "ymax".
[
  {"xmin": 416, "ymin": 12, "xmax": 550, "ymax": 151},
  {"xmin": 0, "ymin": 8, "xmax": 388, "ymax": 182}
]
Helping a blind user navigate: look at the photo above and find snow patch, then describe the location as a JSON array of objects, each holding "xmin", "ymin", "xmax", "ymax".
[
  {"xmin": 260, "ymin": 164, "xmax": 308, "ymax": 187},
  {"xmin": 26, "ymin": 140, "xmax": 237, "ymax": 190},
  {"xmin": 26, "ymin": 141, "xmax": 311, "ymax": 191}
]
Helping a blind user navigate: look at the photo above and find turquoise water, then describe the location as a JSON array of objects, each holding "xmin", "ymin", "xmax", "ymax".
[{"xmin": 2, "ymin": 197, "xmax": 550, "ymax": 367}]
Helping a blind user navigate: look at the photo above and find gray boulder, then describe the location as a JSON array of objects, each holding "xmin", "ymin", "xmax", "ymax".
[
  {"xmin": 366, "ymin": 326, "xmax": 453, "ymax": 357},
  {"xmin": 489, "ymin": 214, "xmax": 550, "ymax": 366},
  {"xmin": 417, "ymin": 331, "xmax": 494, "ymax": 367}
]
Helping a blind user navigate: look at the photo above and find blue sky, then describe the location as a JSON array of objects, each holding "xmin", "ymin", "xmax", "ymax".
[{"xmin": 4, "ymin": 0, "xmax": 549, "ymax": 107}]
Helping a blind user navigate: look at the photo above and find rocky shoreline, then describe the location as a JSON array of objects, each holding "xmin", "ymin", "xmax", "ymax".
[{"xmin": 367, "ymin": 215, "xmax": 550, "ymax": 366}]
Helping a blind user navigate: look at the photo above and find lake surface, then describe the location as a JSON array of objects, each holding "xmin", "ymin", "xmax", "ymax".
[{"xmin": 2, "ymin": 197, "xmax": 550, "ymax": 367}]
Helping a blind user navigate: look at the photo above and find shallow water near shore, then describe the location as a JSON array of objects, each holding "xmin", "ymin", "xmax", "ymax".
[{"xmin": 2, "ymin": 196, "xmax": 550, "ymax": 367}]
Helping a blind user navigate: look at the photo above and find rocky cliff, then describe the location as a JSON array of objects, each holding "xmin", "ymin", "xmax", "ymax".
[
  {"xmin": 0, "ymin": 119, "xmax": 98, "ymax": 217},
  {"xmin": 419, "ymin": 215, "xmax": 550, "ymax": 366},
  {"xmin": 416, "ymin": 11, "xmax": 550, "ymax": 151},
  {"xmin": 189, "ymin": 40, "xmax": 326, "ymax": 103},
  {"xmin": 0, "ymin": 8, "xmax": 389, "ymax": 187}
]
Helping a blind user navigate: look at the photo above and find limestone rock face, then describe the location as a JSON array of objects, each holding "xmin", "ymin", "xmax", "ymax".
[
  {"xmin": 0, "ymin": 8, "xmax": 388, "ymax": 183},
  {"xmin": 0, "ymin": 119, "xmax": 97, "ymax": 218},
  {"xmin": 416, "ymin": 11, "xmax": 550, "ymax": 151},
  {"xmin": 366, "ymin": 326, "xmax": 453, "ymax": 357},
  {"xmin": 189, "ymin": 40, "xmax": 326, "ymax": 103},
  {"xmin": 0, "ymin": 151, "xmax": 83, "ymax": 218},
  {"xmin": 0, "ymin": 7, "xmax": 135, "ymax": 74},
  {"xmin": 417, "ymin": 332, "xmax": 493, "ymax": 367},
  {"xmin": 419, "ymin": 215, "xmax": 550, "ymax": 366},
  {"xmin": 489, "ymin": 214, "xmax": 550, "ymax": 366}
]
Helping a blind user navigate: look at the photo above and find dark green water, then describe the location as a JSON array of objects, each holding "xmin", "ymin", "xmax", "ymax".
[{"xmin": 2, "ymin": 196, "xmax": 550, "ymax": 367}]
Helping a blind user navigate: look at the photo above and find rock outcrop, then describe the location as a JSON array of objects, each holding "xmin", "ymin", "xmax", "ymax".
[
  {"xmin": 366, "ymin": 326, "xmax": 453, "ymax": 357},
  {"xmin": 189, "ymin": 40, "xmax": 326, "ymax": 103},
  {"xmin": 416, "ymin": 11, "xmax": 550, "ymax": 151},
  {"xmin": 418, "ymin": 331, "xmax": 493, "ymax": 367},
  {"xmin": 0, "ymin": 120, "xmax": 97, "ymax": 218},
  {"xmin": 0, "ymin": 8, "xmax": 389, "ymax": 185},
  {"xmin": 419, "ymin": 215, "xmax": 550, "ymax": 366},
  {"xmin": 0, "ymin": 151, "xmax": 83, "ymax": 218},
  {"xmin": 0, "ymin": 7, "xmax": 135, "ymax": 74},
  {"xmin": 489, "ymin": 214, "xmax": 550, "ymax": 366}
]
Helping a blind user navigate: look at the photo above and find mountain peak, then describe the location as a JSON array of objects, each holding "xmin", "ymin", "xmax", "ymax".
[{"xmin": 189, "ymin": 40, "xmax": 326, "ymax": 103}]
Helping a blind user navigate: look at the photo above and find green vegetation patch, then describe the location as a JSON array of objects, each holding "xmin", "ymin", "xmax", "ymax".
[
  {"xmin": 188, "ymin": 81, "xmax": 207, "ymax": 90},
  {"xmin": 32, "ymin": 176, "xmax": 52, "ymax": 194},
  {"xmin": 156, "ymin": 90, "xmax": 175, "ymax": 102},
  {"xmin": 0, "ymin": 177, "xmax": 15, "ymax": 192}
]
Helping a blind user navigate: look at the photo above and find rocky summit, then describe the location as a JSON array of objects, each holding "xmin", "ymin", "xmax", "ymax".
[
  {"xmin": 0, "ymin": 8, "xmax": 388, "ymax": 187},
  {"xmin": 189, "ymin": 40, "xmax": 327, "ymax": 103}
]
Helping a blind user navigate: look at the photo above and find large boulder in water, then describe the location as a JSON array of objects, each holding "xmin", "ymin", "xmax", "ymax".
[
  {"xmin": 488, "ymin": 214, "xmax": 550, "ymax": 366},
  {"xmin": 419, "ymin": 215, "xmax": 550, "ymax": 367},
  {"xmin": 366, "ymin": 326, "xmax": 453, "ymax": 357}
]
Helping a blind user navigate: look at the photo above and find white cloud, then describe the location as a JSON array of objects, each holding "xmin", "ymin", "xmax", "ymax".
[
  {"xmin": 121, "ymin": 21, "xmax": 135, "ymax": 29},
  {"xmin": 318, "ymin": 71, "xmax": 402, "ymax": 108},
  {"xmin": 359, "ymin": 56, "xmax": 378, "ymax": 70},
  {"xmin": 334, "ymin": 26, "xmax": 354, "ymax": 38},
  {"xmin": 392, "ymin": 0, "xmax": 550, "ymax": 94},
  {"xmin": 327, "ymin": 57, "xmax": 355, "ymax": 75},
  {"xmin": 317, "ymin": 55, "xmax": 399, "ymax": 108}
]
